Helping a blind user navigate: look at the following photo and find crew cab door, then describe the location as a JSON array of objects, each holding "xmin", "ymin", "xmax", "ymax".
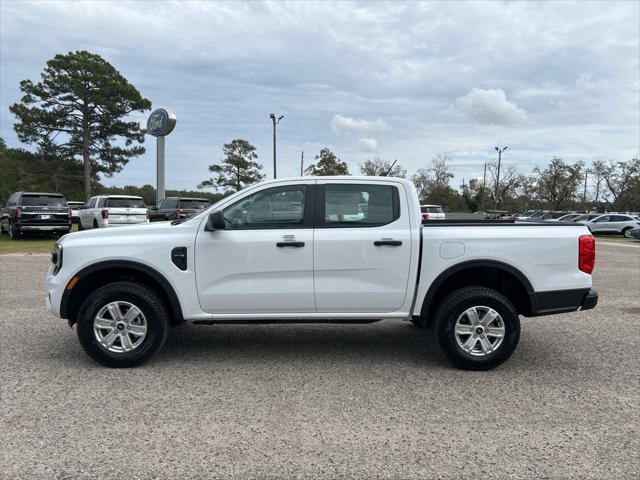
[
  {"xmin": 313, "ymin": 180, "xmax": 413, "ymax": 313},
  {"xmin": 195, "ymin": 182, "xmax": 315, "ymax": 315}
]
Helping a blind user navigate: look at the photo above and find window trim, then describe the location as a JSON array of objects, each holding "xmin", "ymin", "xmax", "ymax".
[
  {"xmin": 314, "ymin": 183, "xmax": 401, "ymax": 228},
  {"xmin": 221, "ymin": 184, "xmax": 315, "ymax": 230}
]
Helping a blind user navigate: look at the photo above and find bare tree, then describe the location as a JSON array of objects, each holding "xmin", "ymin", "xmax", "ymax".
[
  {"xmin": 533, "ymin": 157, "xmax": 584, "ymax": 210},
  {"xmin": 591, "ymin": 160, "xmax": 607, "ymax": 204},
  {"xmin": 360, "ymin": 157, "xmax": 406, "ymax": 177},
  {"xmin": 411, "ymin": 154, "xmax": 454, "ymax": 204},
  {"xmin": 487, "ymin": 162, "xmax": 519, "ymax": 208},
  {"xmin": 600, "ymin": 158, "xmax": 640, "ymax": 211}
]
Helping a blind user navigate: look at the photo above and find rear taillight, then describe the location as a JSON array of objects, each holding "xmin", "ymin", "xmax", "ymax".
[
  {"xmin": 101, "ymin": 209, "xmax": 109, "ymax": 219},
  {"xmin": 422, "ymin": 213, "xmax": 429, "ymax": 221},
  {"xmin": 67, "ymin": 208, "xmax": 72, "ymax": 220},
  {"xmin": 146, "ymin": 209, "xmax": 151, "ymax": 220},
  {"xmin": 175, "ymin": 209, "xmax": 181, "ymax": 219},
  {"xmin": 579, "ymin": 235, "xmax": 595, "ymax": 274},
  {"xmin": 15, "ymin": 207, "xmax": 22, "ymax": 219}
]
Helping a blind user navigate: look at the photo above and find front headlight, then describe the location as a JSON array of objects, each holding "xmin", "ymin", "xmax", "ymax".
[{"xmin": 51, "ymin": 243, "xmax": 63, "ymax": 275}]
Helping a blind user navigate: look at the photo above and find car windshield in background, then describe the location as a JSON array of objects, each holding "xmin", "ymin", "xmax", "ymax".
[
  {"xmin": 105, "ymin": 198, "xmax": 145, "ymax": 208},
  {"xmin": 21, "ymin": 195, "xmax": 66, "ymax": 206},
  {"xmin": 180, "ymin": 200, "xmax": 210, "ymax": 209},
  {"xmin": 421, "ymin": 206, "xmax": 444, "ymax": 214}
]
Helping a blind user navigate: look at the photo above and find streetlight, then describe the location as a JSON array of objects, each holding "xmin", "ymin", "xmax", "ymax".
[
  {"xmin": 494, "ymin": 146, "xmax": 507, "ymax": 208},
  {"xmin": 270, "ymin": 113, "xmax": 284, "ymax": 179}
]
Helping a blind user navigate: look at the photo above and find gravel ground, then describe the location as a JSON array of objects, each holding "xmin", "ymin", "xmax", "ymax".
[{"xmin": 1, "ymin": 241, "xmax": 639, "ymax": 479}]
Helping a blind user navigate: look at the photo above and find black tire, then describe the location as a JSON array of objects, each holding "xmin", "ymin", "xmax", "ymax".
[
  {"xmin": 435, "ymin": 286, "xmax": 520, "ymax": 371},
  {"xmin": 93, "ymin": 219, "xmax": 99, "ymax": 229},
  {"xmin": 76, "ymin": 281, "xmax": 169, "ymax": 367},
  {"xmin": 410, "ymin": 317, "xmax": 427, "ymax": 328},
  {"xmin": 78, "ymin": 221, "xmax": 84, "ymax": 231},
  {"xmin": 622, "ymin": 227, "xmax": 632, "ymax": 238}
]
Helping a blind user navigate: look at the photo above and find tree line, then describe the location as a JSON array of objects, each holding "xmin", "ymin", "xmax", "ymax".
[{"xmin": 2, "ymin": 50, "xmax": 638, "ymax": 212}]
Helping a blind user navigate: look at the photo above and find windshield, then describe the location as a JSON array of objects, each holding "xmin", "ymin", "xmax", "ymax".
[
  {"xmin": 180, "ymin": 199, "xmax": 210, "ymax": 209},
  {"xmin": 21, "ymin": 195, "xmax": 66, "ymax": 207},
  {"xmin": 105, "ymin": 198, "xmax": 145, "ymax": 208},
  {"xmin": 421, "ymin": 206, "xmax": 443, "ymax": 214}
]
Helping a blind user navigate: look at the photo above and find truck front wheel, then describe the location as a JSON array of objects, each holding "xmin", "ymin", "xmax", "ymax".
[
  {"xmin": 76, "ymin": 281, "xmax": 169, "ymax": 367},
  {"xmin": 435, "ymin": 286, "xmax": 520, "ymax": 370}
]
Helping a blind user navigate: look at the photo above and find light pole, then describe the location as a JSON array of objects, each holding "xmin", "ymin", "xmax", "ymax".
[
  {"xmin": 494, "ymin": 146, "xmax": 507, "ymax": 208},
  {"xmin": 270, "ymin": 113, "xmax": 284, "ymax": 179}
]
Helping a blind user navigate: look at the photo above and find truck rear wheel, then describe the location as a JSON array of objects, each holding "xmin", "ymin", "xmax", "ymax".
[
  {"xmin": 435, "ymin": 286, "xmax": 520, "ymax": 370},
  {"xmin": 76, "ymin": 281, "xmax": 169, "ymax": 367}
]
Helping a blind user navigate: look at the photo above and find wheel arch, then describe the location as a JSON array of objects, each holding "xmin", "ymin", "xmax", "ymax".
[
  {"xmin": 419, "ymin": 260, "xmax": 535, "ymax": 324},
  {"xmin": 61, "ymin": 260, "xmax": 184, "ymax": 326}
]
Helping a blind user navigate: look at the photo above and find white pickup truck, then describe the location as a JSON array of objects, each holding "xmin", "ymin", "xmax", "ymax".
[{"xmin": 46, "ymin": 177, "xmax": 597, "ymax": 370}]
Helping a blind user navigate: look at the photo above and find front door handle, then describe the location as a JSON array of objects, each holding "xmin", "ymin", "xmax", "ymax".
[
  {"xmin": 276, "ymin": 241, "xmax": 305, "ymax": 248},
  {"xmin": 374, "ymin": 240, "xmax": 403, "ymax": 246}
]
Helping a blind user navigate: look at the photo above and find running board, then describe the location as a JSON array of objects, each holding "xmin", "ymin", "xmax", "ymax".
[{"xmin": 191, "ymin": 319, "xmax": 384, "ymax": 325}]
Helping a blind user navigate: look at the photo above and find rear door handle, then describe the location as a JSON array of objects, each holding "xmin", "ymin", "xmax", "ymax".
[
  {"xmin": 374, "ymin": 240, "xmax": 403, "ymax": 246},
  {"xmin": 276, "ymin": 241, "xmax": 305, "ymax": 248}
]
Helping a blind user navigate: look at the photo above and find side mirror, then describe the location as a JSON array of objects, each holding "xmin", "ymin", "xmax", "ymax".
[
  {"xmin": 205, "ymin": 210, "xmax": 225, "ymax": 231},
  {"xmin": 151, "ymin": 206, "xmax": 158, "ymax": 211}
]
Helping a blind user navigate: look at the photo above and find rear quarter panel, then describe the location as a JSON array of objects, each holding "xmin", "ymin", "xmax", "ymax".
[{"xmin": 412, "ymin": 224, "xmax": 593, "ymax": 316}]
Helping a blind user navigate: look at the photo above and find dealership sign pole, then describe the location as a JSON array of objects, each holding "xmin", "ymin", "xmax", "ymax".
[{"xmin": 147, "ymin": 109, "xmax": 177, "ymax": 205}]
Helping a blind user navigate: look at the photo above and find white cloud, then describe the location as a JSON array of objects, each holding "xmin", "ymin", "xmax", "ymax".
[
  {"xmin": 456, "ymin": 88, "xmax": 528, "ymax": 126},
  {"xmin": 358, "ymin": 138, "xmax": 378, "ymax": 152},
  {"xmin": 330, "ymin": 114, "xmax": 386, "ymax": 135}
]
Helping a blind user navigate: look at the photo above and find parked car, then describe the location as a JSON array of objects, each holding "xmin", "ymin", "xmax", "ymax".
[
  {"xmin": 550, "ymin": 213, "xmax": 582, "ymax": 222},
  {"xmin": 149, "ymin": 197, "xmax": 211, "ymax": 222},
  {"xmin": 78, "ymin": 195, "xmax": 148, "ymax": 230},
  {"xmin": 625, "ymin": 226, "xmax": 640, "ymax": 239},
  {"xmin": 540, "ymin": 211, "xmax": 568, "ymax": 221},
  {"xmin": 67, "ymin": 201, "xmax": 85, "ymax": 224},
  {"xmin": 572, "ymin": 213, "xmax": 601, "ymax": 223},
  {"xmin": 1, "ymin": 192, "xmax": 71, "ymax": 239},
  {"xmin": 515, "ymin": 210, "xmax": 542, "ymax": 220},
  {"xmin": 46, "ymin": 176, "xmax": 597, "ymax": 370},
  {"xmin": 420, "ymin": 204, "xmax": 445, "ymax": 221},
  {"xmin": 579, "ymin": 214, "xmax": 640, "ymax": 236}
]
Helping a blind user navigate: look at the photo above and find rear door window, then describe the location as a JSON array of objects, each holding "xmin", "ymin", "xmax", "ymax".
[{"xmin": 321, "ymin": 184, "xmax": 399, "ymax": 227}]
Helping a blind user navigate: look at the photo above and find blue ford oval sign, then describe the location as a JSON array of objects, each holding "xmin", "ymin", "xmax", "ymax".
[{"xmin": 147, "ymin": 108, "xmax": 176, "ymax": 137}]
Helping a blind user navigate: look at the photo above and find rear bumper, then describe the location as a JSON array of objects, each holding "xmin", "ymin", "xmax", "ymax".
[
  {"xmin": 528, "ymin": 288, "xmax": 598, "ymax": 316},
  {"xmin": 17, "ymin": 224, "xmax": 70, "ymax": 232}
]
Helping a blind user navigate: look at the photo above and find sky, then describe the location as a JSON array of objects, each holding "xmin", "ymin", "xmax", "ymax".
[{"xmin": 1, "ymin": 0, "xmax": 639, "ymax": 192}]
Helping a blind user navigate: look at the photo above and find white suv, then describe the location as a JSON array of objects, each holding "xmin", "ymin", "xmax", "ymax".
[
  {"xmin": 78, "ymin": 195, "xmax": 149, "ymax": 230},
  {"xmin": 420, "ymin": 204, "xmax": 445, "ymax": 221}
]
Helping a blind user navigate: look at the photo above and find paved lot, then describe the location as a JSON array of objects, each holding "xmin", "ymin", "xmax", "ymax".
[{"xmin": 1, "ymin": 241, "xmax": 639, "ymax": 479}]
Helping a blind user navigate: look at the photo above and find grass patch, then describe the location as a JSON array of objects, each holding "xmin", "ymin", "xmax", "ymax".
[{"xmin": 0, "ymin": 225, "xmax": 78, "ymax": 255}]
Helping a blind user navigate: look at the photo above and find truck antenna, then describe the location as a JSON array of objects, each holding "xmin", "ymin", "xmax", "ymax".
[{"xmin": 382, "ymin": 159, "xmax": 398, "ymax": 177}]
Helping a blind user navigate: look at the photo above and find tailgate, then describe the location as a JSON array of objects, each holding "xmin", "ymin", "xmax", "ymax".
[{"xmin": 107, "ymin": 208, "xmax": 148, "ymax": 223}]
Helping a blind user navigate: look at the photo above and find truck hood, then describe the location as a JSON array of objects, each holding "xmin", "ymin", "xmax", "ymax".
[{"xmin": 58, "ymin": 220, "xmax": 187, "ymax": 246}]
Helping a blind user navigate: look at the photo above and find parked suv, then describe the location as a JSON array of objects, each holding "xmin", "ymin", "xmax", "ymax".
[
  {"xmin": 1, "ymin": 192, "xmax": 71, "ymax": 239},
  {"xmin": 78, "ymin": 195, "xmax": 148, "ymax": 230},
  {"xmin": 579, "ymin": 214, "xmax": 640, "ymax": 236},
  {"xmin": 149, "ymin": 197, "xmax": 211, "ymax": 222},
  {"xmin": 420, "ymin": 204, "xmax": 445, "ymax": 221},
  {"xmin": 67, "ymin": 201, "xmax": 85, "ymax": 224}
]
